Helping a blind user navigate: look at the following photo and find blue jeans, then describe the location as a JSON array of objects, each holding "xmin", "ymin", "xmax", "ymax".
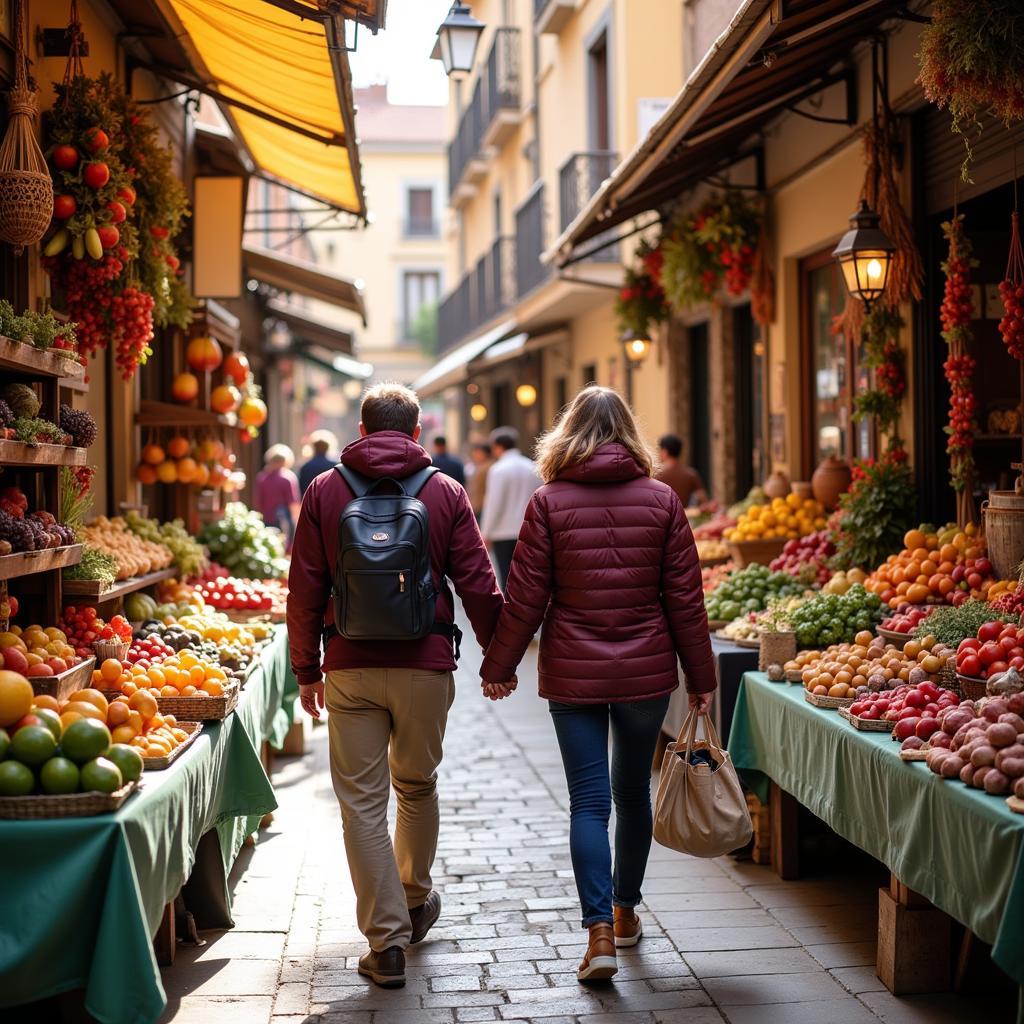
[{"xmin": 549, "ymin": 695, "xmax": 670, "ymax": 927}]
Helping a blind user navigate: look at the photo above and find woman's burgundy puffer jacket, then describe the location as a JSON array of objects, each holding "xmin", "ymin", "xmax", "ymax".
[{"xmin": 480, "ymin": 443, "xmax": 717, "ymax": 703}]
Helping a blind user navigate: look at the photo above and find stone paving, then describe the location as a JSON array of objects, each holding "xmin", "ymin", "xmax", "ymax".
[{"xmin": 159, "ymin": 639, "xmax": 1006, "ymax": 1024}]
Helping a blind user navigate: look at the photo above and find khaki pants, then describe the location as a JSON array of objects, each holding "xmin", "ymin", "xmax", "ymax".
[{"xmin": 325, "ymin": 667, "xmax": 455, "ymax": 951}]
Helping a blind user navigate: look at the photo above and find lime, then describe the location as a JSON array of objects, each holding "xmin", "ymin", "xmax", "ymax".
[
  {"xmin": 106, "ymin": 744, "xmax": 143, "ymax": 783},
  {"xmin": 39, "ymin": 756, "xmax": 80, "ymax": 794},
  {"xmin": 0, "ymin": 759, "xmax": 34, "ymax": 795},
  {"xmin": 61, "ymin": 718, "xmax": 111, "ymax": 765},
  {"xmin": 79, "ymin": 756, "xmax": 122, "ymax": 794},
  {"xmin": 33, "ymin": 708, "xmax": 62, "ymax": 743},
  {"xmin": 0, "ymin": 727, "xmax": 8, "ymax": 760},
  {"xmin": 10, "ymin": 724, "xmax": 58, "ymax": 767}
]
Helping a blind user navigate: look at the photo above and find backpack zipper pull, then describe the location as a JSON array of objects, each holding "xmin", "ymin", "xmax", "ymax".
[{"xmin": 399, "ymin": 572, "xmax": 406, "ymax": 593}]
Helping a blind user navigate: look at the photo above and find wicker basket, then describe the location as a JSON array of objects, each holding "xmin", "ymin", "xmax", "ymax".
[
  {"xmin": 759, "ymin": 630, "xmax": 796, "ymax": 672},
  {"xmin": 876, "ymin": 627, "xmax": 913, "ymax": 650},
  {"xmin": 142, "ymin": 722, "xmax": 203, "ymax": 770},
  {"xmin": 955, "ymin": 672, "xmax": 987, "ymax": 702},
  {"xmin": 93, "ymin": 638, "xmax": 131, "ymax": 663},
  {"xmin": 0, "ymin": 779, "xmax": 138, "ymax": 820},
  {"xmin": 803, "ymin": 688, "xmax": 855, "ymax": 709},
  {"xmin": 838, "ymin": 705, "xmax": 895, "ymax": 732},
  {"xmin": 727, "ymin": 538, "xmax": 788, "ymax": 568},
  {"xmin": 155, "ymin": 681, "xmax": 239, "ymax": 721}
]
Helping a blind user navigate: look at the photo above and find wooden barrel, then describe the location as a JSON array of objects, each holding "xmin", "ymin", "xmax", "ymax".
[{"xmin": 983, "ymin": 493, "xmax": 1024, "ymax": 579}]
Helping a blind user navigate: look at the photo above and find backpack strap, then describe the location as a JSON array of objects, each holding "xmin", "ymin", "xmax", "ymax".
[
  {"xmin": 401, "ymin": 465, "xmax": 438, "ymax": 498},
  {"xmin": 335, "ymin": 463, "xmax": 371, "ymax": 497},
  {"xmin": 334, "ymin": 464, "xmax": 437, "ymax": 499}
]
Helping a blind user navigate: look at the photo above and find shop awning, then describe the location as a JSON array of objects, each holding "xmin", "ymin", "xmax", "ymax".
[
  {"xmin": 245, "ymin": 244, "xmax": 367, "ymax": 325},
  {"xmin": 163, "ymin": 0, "xmax": 365, "ymax": 215},
  {"xmin": 282, "ymin": 1, "xmax": 387, "ymax": 34},
  {"xmin": 267, "ymin": 298, "xmax": 354, "ymax": 354},
  {"xmin": 551, "ymin": 0, "xmax": 906, "ymax": 264},
  {"xmin": 414, "ymin": 320, "xmax": 521, "ymax": 397}
]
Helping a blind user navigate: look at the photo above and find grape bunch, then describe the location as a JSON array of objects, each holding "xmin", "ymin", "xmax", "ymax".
[
  {"xmin": 59, "ymin": 404, "xmax": 98, "ymax": 448},
  {"xmin": 999, "ymin": 278, "xmax": 1024, "ymax": 359},
  {"xmin": 44, "ymin": 251, "xmax": 125, "ymax": 365},
  {"xmin": 0, "ymin": 399, "xmax": 12, "ymax": 429},
  {"xmin": 0, "ymin": 510, "xmax": 32, "ymax": 553}
]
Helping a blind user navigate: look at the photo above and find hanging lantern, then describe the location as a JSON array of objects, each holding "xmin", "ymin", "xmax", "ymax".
[
  {"xmin": 469, "ymin": 403, "xmax": 488, "ymax": 422},
  {"xmin": 832, "ymin": 199, "xmax": 895, "ymax": 308},
  {"xmin": 515, "ymin": 383, "xmax": 537, "ymax": 407},
  {"xmin": 432, "ymin": 3, "xmax": 485, "ymax": 77},
  {"xmin": 621, "ymin": 329, "xmax": 652, "ymax": 364}
]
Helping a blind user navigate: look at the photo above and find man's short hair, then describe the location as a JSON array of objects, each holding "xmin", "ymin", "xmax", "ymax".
[
  {"xmin": 489, "ymin": 426, "xmax": 519, "ymax": 451},
  {"xmin": 361, "ymin": 382, "xmax": 421, "ymax": 436},
  {"xmin": 472, "ymin": 442, "xmax": 492, "ymax": 457},
  {"xmin": 434, "ymin": 436, "xmax": 447, "ymax": 448},
  {"xmin": 659, "ymin": 434, "xmax": 683, "ymax": 459}
]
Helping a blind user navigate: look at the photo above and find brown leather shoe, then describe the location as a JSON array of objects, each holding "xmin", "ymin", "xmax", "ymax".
[
  {"xmin": 358, "ymin": 945, "xmax": 406, "ymax": 987},
  {"xmin": 577, "ymin": 922, "xmax": 617, "ymax": 981},
  {"xmin": 613, "ymin": 905, "xmax": 642, "ymax": 948},
  {"xmin": 409, "ymin": 890, "xmax": 442, "ymax": 944}
]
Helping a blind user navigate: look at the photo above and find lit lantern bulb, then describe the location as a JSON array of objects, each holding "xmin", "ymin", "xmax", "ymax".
[{"xmin": 867, "ymin": 258, "xmax": 883, "ymax": 280}]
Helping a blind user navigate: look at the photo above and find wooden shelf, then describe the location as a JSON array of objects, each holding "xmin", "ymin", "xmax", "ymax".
[
  {"xmin": 63, "ymin": 565, "xmax": 177, "ymax": 602},
  {"xmin": 975, "ymin": 433, "xmax": 1023, "ymax": 442},
  {"xmin": 0, "ymin": 336, "xmax": 85, "ymax": 380},
  {"xmin": 59, "ymin": 374, "xmax": 89, "ymax": 394},
  {"xmin": 0, "ymin": 439, "xmax": 87, "ymax": 467},
  {"xmin": 135, "ymin": 399, "xmax": 236, "ymax": 429},
  {"xmin": 0, "ymin": 543, "xmax": 83, "ymax": 581}
]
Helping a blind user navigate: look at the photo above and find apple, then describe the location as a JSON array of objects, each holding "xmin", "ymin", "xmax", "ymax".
[
  {"xmin": 83, "ymin": 162, "xmax": 110, "ymax": 188},
  {"xmin": 52, "ymin": 145, "xmax": 78, "ymax": 170}
]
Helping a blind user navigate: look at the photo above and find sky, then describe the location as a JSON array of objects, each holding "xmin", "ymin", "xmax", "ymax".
[{"xmin": 349, "ymin": 0, "xmax": 453, "ymax": 107}]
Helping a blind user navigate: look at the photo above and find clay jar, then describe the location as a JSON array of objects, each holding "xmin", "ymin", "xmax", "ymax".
[
  {"xmin": 763, "ymin": 470, "xmax": 791, "ymax": 500},
  {"xmin": 812, "ymin": 455, "xmax": 853, "ymax": 510}
]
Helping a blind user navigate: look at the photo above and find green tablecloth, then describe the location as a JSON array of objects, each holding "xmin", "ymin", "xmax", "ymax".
[
  {"xmin": 0, "ymin": 628, "xmax": 293, "ymax": 1024},
  {"xmin": 730, "ymin": 672, "xmax": 1024, "ymax": 993}
]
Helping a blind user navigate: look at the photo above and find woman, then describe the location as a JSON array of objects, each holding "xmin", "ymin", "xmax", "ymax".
[
  {"xmin": 479, "ymin": 386, "xmax": 716, "ymax": 982},
  {"xmin": 254, "ymin": 444, "xmax": 301, "ymax": 548}
]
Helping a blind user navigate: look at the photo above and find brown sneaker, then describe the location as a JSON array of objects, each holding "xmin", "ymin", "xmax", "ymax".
[
  {"xmin": 613, "ymin": 905, "xmax": 642, "ymax": 948},
  {"xmin": 358, "ymin": 946, "xmax": 406, "ymax": 988},
  {"xmin": 577, "ymin": 922, "xmax": 617, "ymax": 981},
  {"xmin": 409, "ymin": 890, "xmax": 442, "ymax": 944}
]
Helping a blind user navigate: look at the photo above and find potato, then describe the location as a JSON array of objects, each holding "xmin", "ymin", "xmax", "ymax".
[
  {"xmin": 981, "ymin": 699, "xmax": 1009, "ymax": 722},
  {"xmin": 960, "ymin": 762, "xmax": 976, "ymax": 785},
  {"xmin": 940, "ymin": 755, "xmax": 965, "ymax": 779},
  {"xmin": 972, "ymin": 765, "xmax": 994, "ymax": 789},
  {"xmin": 998, "ymin": 713, "xmax": 1024, "ymax": 734},
  {"xmin": 998, "ymin": 757, "xmax": 1024, "ymax": 780},
  {"xmin": 986, "ymin": 722, "xmax": 1018, "ymax": 749},
  {"xmin": 1016, "ymin": 775, "xmax": 1024, "ymax": 800},
  {"xmin": 970, "ymin": 745, "xmax": 997, "ymax": 768},
  {"xmin": 1008, "ymin": 692, "xmax": 1024, "ymax": 716},
  {"xmin": 984, "ymin": 769, "xmax": 1011, "ymax": 795},
  {"xmin": 926, "ymin": 748, "xmax": 950, "ymax": 773},
  {"xmin": 931, "ymin": 732, "xmax": 953, "ymax": 750}
]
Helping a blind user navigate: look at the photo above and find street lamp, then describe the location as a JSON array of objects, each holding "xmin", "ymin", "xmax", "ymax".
[
  {"xmin": 431, "ymin": 3, "xmax": 484, "ymax": 77},
  {"xmin": 832, "ymin": 199, "xmax": 895, "ymax": 309},
  {"xmin": 621, "ymin": 329, "xmax": 652, "ymax": 364},
  {"xmin": 469, "ymin": 403, "xmax": 488, "ymax": 422},
  {"xmin": 515, "ymin": 383, "xmax": 537, "ymax": 407}
]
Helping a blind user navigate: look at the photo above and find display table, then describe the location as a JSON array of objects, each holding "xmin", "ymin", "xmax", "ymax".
[
  {"xmin": 729, "ymin": 672, "xmax": 1024, "ymax": 1002},
  {"xmin": 0, "ymin": 627, "xmax": 293, "ymax": 1024}
]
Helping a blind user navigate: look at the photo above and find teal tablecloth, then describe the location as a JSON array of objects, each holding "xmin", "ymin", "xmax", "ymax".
[
  {"xmin": 0, "ymin": 629, "xmax": 294, "ymax": 1024},
  {"xmin": 730, "ymin": 672, "xmax": 1024, "ymax": 996}
]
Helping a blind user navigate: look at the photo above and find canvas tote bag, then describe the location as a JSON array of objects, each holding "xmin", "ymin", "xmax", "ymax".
[{"xmin": 653, "ymin": 708, "xmax": 752, "ymax": 857}]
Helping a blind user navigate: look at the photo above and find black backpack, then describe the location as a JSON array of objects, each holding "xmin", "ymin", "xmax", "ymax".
[{"xmin": 331, "ymin": 464, "xmax": 440, "ymax": 642}]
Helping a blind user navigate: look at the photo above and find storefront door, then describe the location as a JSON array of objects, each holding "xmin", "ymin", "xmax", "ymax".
[
  {"xmin": 689, "ymin": 322, "xmax": 712, "ymax": 494},
  {"xmin": 733, "ymin": 303, "xmax": 765, "ymax": 498}
]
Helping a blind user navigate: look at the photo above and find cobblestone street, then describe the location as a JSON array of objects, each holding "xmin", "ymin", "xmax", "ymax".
[{"xmin": 159, "ymin": 640, "xmax": 995, "ymax": 1024}]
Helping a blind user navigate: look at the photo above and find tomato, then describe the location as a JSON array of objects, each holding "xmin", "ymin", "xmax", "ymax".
[
  {"xmin": 979, "ymin": 641, "xmax": 1002, "ymax": 666},
  {"xmin": 989, "ymin": 661, "xmax": 1009, "ymax": 677},
  {"xmin": 999, "ymin": 636, "xmax": 1017, "ymax": 657},
  {"xmin": 958, "ymin": 654, "xmax": 981, "ymax": 677},
  {"xmin": 1012, "ymin": 656, "xmax": 1024, "ymax": 671},
  {"xmin": 958, "ymin": 637, "xmax": 981, "ymax": 653}
]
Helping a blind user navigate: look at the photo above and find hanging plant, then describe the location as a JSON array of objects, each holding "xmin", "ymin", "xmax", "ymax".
[
  {"xmin": 940, "ymin": 214, "xmax": 977, "ymax": 506},
  {"xmin": 614, "ymin": 239, "xmax": 667, "ymax": 336},
  {"xmin": 851, "ymin": 306, "xmax": 906, "ymax": 450},
  {"xmin": 918, "ymin": 0, "xmax": 1024, "ymax": 179},
  {"xmin": 660, "ymin": 190, "xmax": 759, "ymax": 310}
]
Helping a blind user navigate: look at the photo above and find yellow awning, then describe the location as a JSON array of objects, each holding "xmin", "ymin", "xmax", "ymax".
[{"xmin": 167, "ymin": 0, "xmax": 364, "ymax": 215}]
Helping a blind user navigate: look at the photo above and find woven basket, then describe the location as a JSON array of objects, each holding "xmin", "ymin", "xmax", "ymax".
[
  {"xmin": 142, "ymin": 722, "xmax": 203, "ymax": 770},
  {"xmin": 155, "ymin": 681, "xmax": 239, "ymax": 721},
  {"xmin": 727, "ymin": 538, "xmax": 787, "ymax": 568},
  {"xmin": 876, "ymin": 627, "xmax": 912, "ymax": 650},
  {"xmin": 838, "ymin": 705, "xmax": 895, "ymax": 732},
  {"xmin": 93, "ymin": 638, "xmax": 131, "ymax": 663},
  {"xmin": 955, "ymin": 672, "xmax": 987, "ymax": 702},
  {"xmin": 0, "ymin": 779, "xmax": 138, "ymax": 820},
  {"xmin": 803, "ymin": 688, "xmax": 855, "ymax": 709},
  {"xmin": 759, "ymin": 630, "xmax": 796, "ymax": 671}
]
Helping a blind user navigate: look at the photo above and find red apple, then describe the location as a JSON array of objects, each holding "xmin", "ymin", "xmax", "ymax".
[
  {"xmin": 52, "ymin": 145, "xmax": 78, "ymax": 170},
  {"xmin": 83, "ymin": 162, "xmax": 110, "ymax": 188}
]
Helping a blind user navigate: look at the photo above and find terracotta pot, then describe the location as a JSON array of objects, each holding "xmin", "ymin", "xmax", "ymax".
[
  {"xmin": 812, "ymin": 456, "xmax": 853, "ymax": 510},
  {"xmin": 763, "ymin": 471, "xmax": 791, "ymax": 500},
  {"xmin": 791, "ymin": 481, "xmax": 814, "ymax": 501}
]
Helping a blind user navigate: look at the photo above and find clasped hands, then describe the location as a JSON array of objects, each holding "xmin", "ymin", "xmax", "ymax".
[{"xmin": 482, "ymin": 676, "xmax": 517, "ymax": 701}]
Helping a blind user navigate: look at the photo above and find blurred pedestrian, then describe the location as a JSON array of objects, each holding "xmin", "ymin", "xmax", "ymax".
[
  {"xmin": 479, "ymin": 386, "xmax": 716, "ymax": 983},
  {"xmin": 655, "ymin": 433, "xmax": 707, "ymax": 507},
  {"xmin": 431, "ymin": 436, "xmax": 465, "ymax": 485},
  {"xmin": 466, "ymin": 441, "xmax": 493, "ymax": 520},
  {"xmin": 479, "ymin": 426, "xmax": 540, "ymax": 591},
  {"xmin": 299, "ymin": 429, "xmax": 338, "ymax": 495},
  {"xmin": 254, "ymin": 444, "xmax": 301, "ymax": 547}
]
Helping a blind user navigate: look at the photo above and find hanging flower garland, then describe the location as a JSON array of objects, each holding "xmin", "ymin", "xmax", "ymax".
[
  {"xmin": 660, "ymin": 190, "xmax": 759, "ymax": 310},
  {"xmin": 614, "ymin": 239, "xmax": 667, "ymax": 337},
  {"xmin": 918, "ymin": 0, "xmax": 1024, "ymax": 180},
  {"xmin": 940, "ymin": 214, "xmax": 977, "ymax": 503}
]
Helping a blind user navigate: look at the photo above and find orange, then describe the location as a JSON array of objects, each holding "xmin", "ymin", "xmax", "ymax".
[
  {"xmin": 91, "ymin": 669, "xmax": 103, "ymax": 685},
  {"xmin": 179, "ymin": 651, "xmax": 197, "ymax": 669},
  {"xmin": 204, "ymin": 665, "xmax": 226, "ymax": 681},
  {"xmin": 107, "ymin": 702, "xmax": 131, "ymax": 727},
  {"xmin": 60, "ymin": 710, "xmax": 84, "ymax": 730},
  {"xmin": 111, "ymin": 724, "xmax": 136, "ymax": 745},
  {"xmin": 62, "ymin": 700, "xmax": 105, "ymax": 721},
  {"xmin": 0, "ymin": 670, "xmax": 35, "ymax": 728},
  {"xmin": 904, "ymin": 529, "xmax": 926, "ymax": 550},
  {"xmin": 121, "ymin": 680, "xmax": 138, "ymax": 696},
  {"xmin": 161, "ymin": 666, "xmax": 179, "ymax": 686},
  {"xmin": 202, "ymin": 679, "xmax": 224, "ymax": 697},
  {"xmin": 189, "ymin": 665, "xmax": 206, "ymax": 686},
  {"xmin": 99, "ymin": 659, "xmax": 123, "ymax": 684},
  {"xmin": 180, "ymin": 684, "xmax": 198, "ymax": 696},
  {"xmin": 920, "ymin": 560, "xmax": 937, "ymax": 577},
  {"xmin": 128, "ymin": 689, "xmax": 158, "ymax": 720},
  {"xmin": 127, "ymin": 709, "xmax": 143, "ymax": 733},
  {"xmin": 32, "ymin": 694, "xmax": 60, "ymax": 713},
  {"xmin": 160, "ymin": 685, "xmax": 178, "ymax": 697},
  {"xmin": 147, "ymin": 667, "xmax": 165, "ymax": 688}
]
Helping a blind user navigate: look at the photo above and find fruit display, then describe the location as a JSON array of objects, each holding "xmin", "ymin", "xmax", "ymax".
[
  {"xmin": 696, "ymin": 538, "xmax": 730, "ymax": 562},
  {"xmin": 726, "ymin": 485, "xmax": 767, "ymax": 520},
  {"xmin": 789, "ymin": 632, "xmax": 954, "ymax": 701},
  {"xmin": 718, "ymin": 617, "xmax": 760, "ymax": 642},
  {"xmin": 123, "ymin": 511, "xmax": 207, "ymax": 577},
  {"xmin": 955, "ymin": 619, "xmax": 1024, "ymax": 680},
  {"xmin": 59, "ymin": 405, "xmax": 98, "ymax": 448},
  {"xmin": 0, "ymin": 382, "xmax": 40, "ymax": 418},
  {"xmin": 989, "ymin": 583, "xmax": 1024, "ymax": 617},
  {"xmin": 78, "ymin": 516, "xmax": 174, "ymax": 579},
  {"xmin": 703, "ymin": 564, "xmax": 804, "ymax": 621},
  {"xmin": 126, "ymin": 633, "xmax": 176, "ymax": 664},
  {"xmin": 0, "ymin": 488, "xmax": 76, "ymax": 553},
  {"xmin": 198, "ymin": 502, "xmax": 287, "ymax": 579},
  {"xmin": 0, "ymin": 623, "xmax": 83, "ymax": 678},
  {"xmin": 93, "ymin": 649, "xmax": 229, "ymax": 700},
  {"xmin": 724, "ymin": 493, "xmax": 827, "ymax": 542},
  {"xmin": 769, "ymin": 531, "xmax": 836, "ymax": 585},
  {"xmin": 100, "ymin": 691, "xmax": 192, "ymax": 759},
  {"xmin": 847, "ymin": 679, "xmax": 961, "ymax": 726},
  {"xmin": 921, "ymin": 694, "xmax": 1024, "ymax": 794},
  {"xmin": 919, "ymin": 600, "xmax": 1017, "ymax": 651},
  {"xmin": 193, "ymin": 575, "xmax": 287, "ymax": 615},
  {"xmin": 702, "ymin": 561, "xmax": 734, "ymax": 593},
  {"xmin": 0, "ymin": 678, "xmax": 141, "ymax": 797},
  {"xmin": 879, "ymin": 603, "xmax": 935, "ymax": 635},
  {"xmin": 691, "ymin": 512, "xmax": 736, "ymax": 541},
  {"xmin": 864, "ymin": 524, "xmax": 995, "ymax": 609},
  {"xmin": 788, "ymin": 584, "xmax": 884, "ymax": 649},
  {"xmin": 58, "ymin": 607, "xmax": 132, "ymax": 659},
  {"xmin": 821, "ymin": 567, "xmax": 868, "ymax": 594}
]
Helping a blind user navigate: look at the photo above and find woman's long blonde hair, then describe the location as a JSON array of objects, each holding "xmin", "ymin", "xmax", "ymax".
[{"xmin": 534, "ymin": 386, "xmax": 655, "ymax": 483}]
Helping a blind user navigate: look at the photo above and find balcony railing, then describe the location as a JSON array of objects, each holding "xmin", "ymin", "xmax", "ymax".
[
  {"xmin": 448, "ymin": 78, "xmax": 484, "ymax": 199},
  {"xmin": 515, "ymin": 183, "xmax": 550, "ymax": 298},
  {"xmin": 437, "ymin": 236, "xmax": 516, "ymax": 355},
  {"xmin": 485, "ymin": 28, "xmax": 520, "ymax": 127},
  {"xmin": 558, "ymin": 151, "xmax": 618, "ymax": 260}
]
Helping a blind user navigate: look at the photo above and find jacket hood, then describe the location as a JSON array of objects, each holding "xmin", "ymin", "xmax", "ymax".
[
  {"xmin": 340, "ymin": 430, "xmax": 431, "ymax": 479},
  {"xmin": 556, "ymin": 443, "xmax": 646, "ymax": 484}
]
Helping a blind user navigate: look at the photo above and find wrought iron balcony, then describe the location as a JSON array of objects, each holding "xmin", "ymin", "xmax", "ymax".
[
  {"xmin": 483, "ymin": 28, "xmax": 521, "ymax": 149},
  {"xmin": 447, "ymin": 79, "xmax": 485, "ymax": 202},
  {"xmin": 515, "ymin": 183, "xmax": 551, "ymax": 298},
  {"xmin": 558, "ymin": 151, "xmax": 619, "ymax": 260},
  {"xmin": 437, "ymin": 236, "xmax": 516, "ymax": 355}
]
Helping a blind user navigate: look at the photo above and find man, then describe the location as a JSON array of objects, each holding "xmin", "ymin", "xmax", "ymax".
[
  {"xmin": 655, "ymin": 433, "xmax": 708, "ymax": 507},
  {"xmin": 479, "ymin": 426, "xmax": 540, "ymax": 591},
  {"xmin": 287, "ymin": 383, "xmax": 504, "ymax": 988},
  {"xmin": 465, "ymin": 441, "xmax": 493, "ymax": 520},
  {"xmin": 431, "ymin": 435, "xmax": 465, "ymax": 485},
  {"xmin": 298, "ymin": 429, "xmax": 337, "ymax": 495}
]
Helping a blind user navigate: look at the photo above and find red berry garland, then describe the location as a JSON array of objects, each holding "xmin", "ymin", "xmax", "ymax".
[
  {"xmin": 999, "ymin": 210, "xmax": 1024, "ymax": 359},
  {"xmin": 939, "ymin": 214, "xmax": 977, "ymax": 493}
]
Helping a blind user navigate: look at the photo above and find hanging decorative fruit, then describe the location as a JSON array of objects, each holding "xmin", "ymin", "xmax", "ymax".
[
  {"xmin": 237, "ymin": 396, "xmax": 268, "ymax": 428},
  {"xmin": 999, "ymin": 210, "xmax": 1024, "ymax": 359},
  {"xmin": 140, "ymin": 443, "xmax": 165, "ymax": 466},
  {"xmin": 186, "ymin": 335, "xmax": 223, "ymax": 373},
  {"xmin": 166, "ymin": 435, "xmax": 189, "ymax": 459},
  {"xmin": 210, "ymin": 384, "xmax": 241, "ymax": 414},
  {"xmin": 171, "ymin": 371, "xmax": 199, "ymax": 403},
  {"xmin": 222, "ymin": 350, "xmax": 250, "ymax": 386}
]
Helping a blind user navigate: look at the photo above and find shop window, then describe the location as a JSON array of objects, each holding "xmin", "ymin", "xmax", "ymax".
[{"xmin": 800, "ymin": 250, "xmax": 874, "ymax": 473}]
